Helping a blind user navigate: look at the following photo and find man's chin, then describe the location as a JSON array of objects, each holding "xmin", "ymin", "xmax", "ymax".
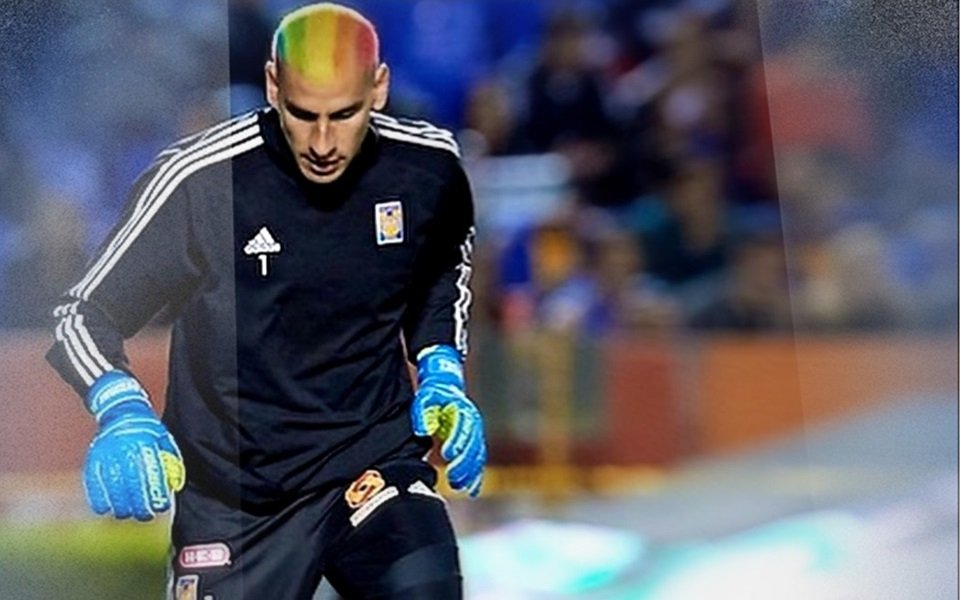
[{"xmin": 300, "ymin": 166, "xmax": 345, "ymax": 184}]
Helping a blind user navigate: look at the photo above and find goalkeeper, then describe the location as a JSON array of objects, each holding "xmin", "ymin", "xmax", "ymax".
[{"xmin": 46, "ymin": 3, "xmax": 485, "ymax": 599}]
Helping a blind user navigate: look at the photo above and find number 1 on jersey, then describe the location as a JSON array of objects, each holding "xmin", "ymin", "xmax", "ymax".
[{"xmin": 258, "ymin": 254, "xmax": 269, "ymax": 276}]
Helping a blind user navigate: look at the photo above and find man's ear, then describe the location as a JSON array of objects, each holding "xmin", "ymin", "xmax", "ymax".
[
  {"xmin": 371, "ymin": 63, "xmax": 390, "ymax": 111},
  {"xmin": 265, "ymin": 61, "xmax": 280, "ymax": 109}
]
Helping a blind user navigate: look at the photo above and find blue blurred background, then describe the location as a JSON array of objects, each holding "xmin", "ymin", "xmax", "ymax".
[{"xmin": 0, "ymin": 1, "xmax": 956, "ymax": 598}]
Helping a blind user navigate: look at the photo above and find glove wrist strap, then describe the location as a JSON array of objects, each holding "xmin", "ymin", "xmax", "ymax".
[
  {"xmin": 416, "ymin": 344, "xmax": 464, "ymax": 389},
  {"xmin": 86, "ymin": 371, "xmax": 152, "ymax": 424}
]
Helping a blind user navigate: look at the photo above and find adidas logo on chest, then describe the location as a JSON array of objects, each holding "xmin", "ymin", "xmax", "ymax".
[{"xmin": 244, "ymin": 226, "xmax": 282, "ymax": 276}]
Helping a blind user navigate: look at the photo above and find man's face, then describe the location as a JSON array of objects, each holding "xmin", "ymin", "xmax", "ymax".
[{"xmin": 266, "ymin": 60, "xmax": 388, "ymax": 184}]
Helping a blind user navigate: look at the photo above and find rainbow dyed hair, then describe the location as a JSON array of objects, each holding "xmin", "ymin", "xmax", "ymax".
[{"xmin": 271, "ymin": 3, "xmax": 380, "ymax": 85}]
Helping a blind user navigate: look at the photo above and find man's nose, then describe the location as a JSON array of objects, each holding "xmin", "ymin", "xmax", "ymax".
[{"xmin": 309, "ymin": 121, "xmax": 336, "ymax": 159}]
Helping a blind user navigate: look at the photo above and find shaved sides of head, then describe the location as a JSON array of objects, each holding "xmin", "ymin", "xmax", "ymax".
[{"xmin": 271, "ymin": 3, "xmax": 380, "ymax": 84}]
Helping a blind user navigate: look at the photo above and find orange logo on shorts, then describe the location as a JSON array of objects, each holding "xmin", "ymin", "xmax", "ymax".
[{"xmin": 345, "ymin": 469, "xmax": 386, "ymax": 509}]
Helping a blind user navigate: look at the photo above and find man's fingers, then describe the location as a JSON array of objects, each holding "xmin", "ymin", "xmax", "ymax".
[
  {"xmin": 467, "ymin": 441, "xmax": 488, "ymax": 498},
  {"xmin": 83, "ymin": 454, "xmax": 112, "ymax": 515},
  {"xmin": 411, "ymin": 388, "xmax": 445, "ymax": 436},
  {"xmin": 121, "ymin": 445, "xmax": 156, "ymax": 522},
  {"xmin": 140, "ymin": 445, "xmax": 171, "ymax": 517},
  {"xmin": 439, "ymin": 405, "xmax": 480, "ymax": 463},
  {"xmin": 465, "ymin": 470, "xmax": 484, "ymax": 498},
  {"xmin": 158, "ymin": 447, "xmax": 186, "ymax": 494},
  {"xmin": 447, "ymin": 448, "xmax": 483, "ymax": 493},
  {"xmin": 413, "ymin": 405, "xmax": 441, "ymax": 437},
  {"xmin": 105, "ymin": 455, "xmax": 133, "ymax": 519},
  {"xmin": 444, "ymin": 423, "xmax": 485, "ymax": 491}
]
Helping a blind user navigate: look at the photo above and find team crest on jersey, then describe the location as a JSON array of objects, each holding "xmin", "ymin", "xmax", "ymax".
[
  {"xmin": 345, "ymin": 469, "xmax": 386, "ymax": 508},
  {"xmin": 175, "ymin": 575, "xmax": 199, "ymax": 600},
  {"xmin": 375, "ymin": 200, "xmax": 404, "ymax": 245}
]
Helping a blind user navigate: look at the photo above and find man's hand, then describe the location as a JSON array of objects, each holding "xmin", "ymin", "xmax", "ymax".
[
  {"xmin": 411, "ymin": 345, "xmax": 486, "ymax": 497},
  {"xmin": 83, "ymin": 371, "xmax": 185, "ymax": 521}
]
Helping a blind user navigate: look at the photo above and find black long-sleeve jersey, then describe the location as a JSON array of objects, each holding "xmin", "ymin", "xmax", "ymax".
[{"xmin": 47, "ymin": 108, "xmax": 475, "ymax": 507}]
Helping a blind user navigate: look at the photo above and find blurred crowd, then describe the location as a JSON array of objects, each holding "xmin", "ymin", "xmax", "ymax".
[{"xmin": 0, "ymin": 0, "xmax": 955, "ymax": 335}]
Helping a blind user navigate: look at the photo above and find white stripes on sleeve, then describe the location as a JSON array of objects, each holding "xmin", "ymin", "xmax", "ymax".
[
  {"xmin": 370, "ymin": 112, "xmax": 461, "ymax": 158},
  {"xmin": 53, "ymin": 302, "xmax": 115, "ymax": 386},
  {"xmin": 453, "ymin": 226, "xmax": 476, "ymax": 355},
  {"xmin": 70, "ymin": 113, "xmax": 263, "ymax": 302},
  {"xmin": 52, "ymin": 113, "xmax": 264, "ymax": 386}
]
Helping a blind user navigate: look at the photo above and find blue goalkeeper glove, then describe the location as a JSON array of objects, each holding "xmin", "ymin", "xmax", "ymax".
[
  {"xmin": 83, "ymin": 371, "xmax": 185, "ymax": 521},
  {"xmin": 410, "ymin": 345, "xmax": 486, "ymax": 497}
]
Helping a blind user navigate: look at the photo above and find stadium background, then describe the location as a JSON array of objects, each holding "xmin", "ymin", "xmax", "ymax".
[{"xmin": 0, "ymin": 0, "xmax": 956, "ymax": 598}]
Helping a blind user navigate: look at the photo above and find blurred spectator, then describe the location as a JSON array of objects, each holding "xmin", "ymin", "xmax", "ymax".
[
  {"xmin": 461, "ymin": 79, "xmax": 528, "ymax": 158},
  {"xmin": 1, "ymin": 194, "xmax": 88, "ymax": 328},
  {"xmin": 653, "ymin": 11, "xmax": 729, "ymax": 163},
  {"xmin": 710, "ymin": 3, "xmax": 774, "ymax": 205},
  {"xmin": 792, "ymin": 241, "xmax": 846, "ymax": 330},
  {"xmin": 521, "ymin": 11, "xmax": 634, "ymax": 206},
  {"xmin": 690, "ymin": 233, "xmax": 791, "ymax": 331},
  {"xmin": 608, "ymin": 7, "xmax": 742, "ymax": 196},
  {"xmin": 523, "ymin": 12, "xmax": 612, "ymax": 151},
  {"xmin": 604, "ymin": 0, "xmax": 660, "ymax": 73},
  {"xmin": 497, "ymin": 212, "xmax": 580, "ymax": 334},
  {"xmin": 772, "ymin": 143, "xmax": 923, "ymax": 331},
  {"xmin": 640, "ymin": 161, "xmax": 728, "ymax": 286},
  {"xmin": 496, "ymin": 208, "xmax": 677, "ymax": 337},
  {"xmin": 776, "ymin": 149, "xmax": 855, "ymax": 243},
  {"xmin": 541, "ymin": 221, "xmax": 678, "ymax": 336},
  {"xmin": 798, "ymin": 224, "xmax": 906, "ymax": 331}
]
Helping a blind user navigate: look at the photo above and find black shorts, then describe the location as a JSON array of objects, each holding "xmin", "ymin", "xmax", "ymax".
[{"xmin": 166, "ymin": 449, "xmax": 461, "ymax": 600}]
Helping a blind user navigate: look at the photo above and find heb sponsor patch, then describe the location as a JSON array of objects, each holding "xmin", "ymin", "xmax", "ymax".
[
  {"xmin": 178, "ymin": 542, "xmax": 231, "ymax": 569},
  {"xmin": 345, "ymin": 469, "xmax": 386, "ymax": 509}
]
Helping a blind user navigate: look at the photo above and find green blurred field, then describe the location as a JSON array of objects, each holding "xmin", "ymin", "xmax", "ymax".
[{"xmin": 0, "ymin": 520, "xmax": 170, "ymax": 600}]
